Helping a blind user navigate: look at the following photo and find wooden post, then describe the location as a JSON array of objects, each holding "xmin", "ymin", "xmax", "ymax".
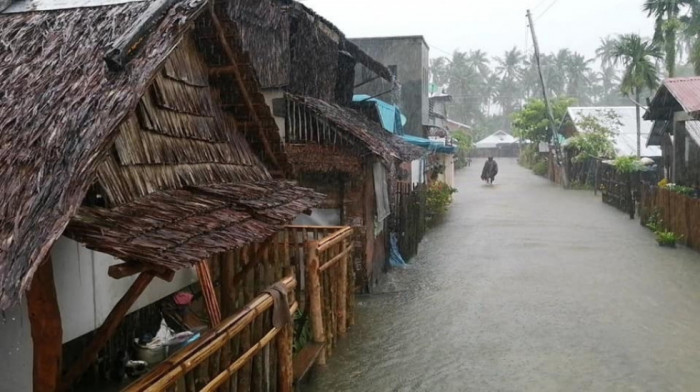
[
  {"xmin": 196, "ymin": 259, "xmax": 221, "ymax": 326},
  {"xmin": 305, "ymin": 241, "xmax": 326, "ymax": 365},
  {"xmin": 337, "ymin": 240, "xmax": 348, "ymax": 336},
  {"xmin": 60, "ymin": 272, "xmax": 154, "ymax": 391},
  {"xmin": 276, "ymin": 309, "xmax": 293, "ymax": 392},
  {"xmin": 219, "ymin": 252, "xmax": 235, "ymax": 392},
  {"xmin": 27, "ymin": 256, "xmax": 62, "ymax": 392}
]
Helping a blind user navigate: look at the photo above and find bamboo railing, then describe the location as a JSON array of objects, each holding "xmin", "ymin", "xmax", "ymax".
[
  {"xmin": 122, "ymin": 226, "xmax": 355, "ymax": 391},
  {"xmin": 301, "ymin": 226, "xmax": 354, "ymax": 365},
  {"xmin": 124, "ymin": 276, "xmax": 297, "ymax": 392}
]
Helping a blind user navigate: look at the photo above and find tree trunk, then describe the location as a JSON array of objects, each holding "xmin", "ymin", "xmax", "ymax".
[
  {"xmin": 27, "ymin": 256, "xmax": 62, "ymax": 392},
  {"xmin": 635, "ymin": 90, "xmax": 641, "ymax": 159}
]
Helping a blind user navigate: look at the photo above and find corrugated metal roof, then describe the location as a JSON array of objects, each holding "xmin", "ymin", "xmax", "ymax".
[
  {"xmin": 475, "ymin": 131, "xmax": 517, "ymax": 149},
  {"xmin": 567, "ymin": 106, "xmax": 661, "ymax": 157},
  {"xmin": 662, "ymin": 77, "xmax": 700, "ymax": 115}
]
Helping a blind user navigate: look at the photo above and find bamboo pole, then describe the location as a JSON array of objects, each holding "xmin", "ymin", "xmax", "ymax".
[
  {"xmin": 305, "ymin": 241, "xmax": 326, "ymax": 365},
  {"xmin": 252, "ymin": 246, "xmax": 264, "ymax": 392},
  {"xmin": 337, "ymin": 240, "xmax": 348, "ymax": 336},
  {"xmin": 238, "ymin": 246, "xmax": 253, "ymax": 392},
  {"xmin": 27, "ymin": 256, "xmax": 62, "ymax": 392},
  {"xmin": 276, "ymin": 316, "xmax": 293, "ymax": 392},
  {"xmin": 220, "ymin": 252, "xmax": 235, "ymax": 392},
  {"xmin": 197, "ymin": 259, "xmax": 222, "ymax": 326}
]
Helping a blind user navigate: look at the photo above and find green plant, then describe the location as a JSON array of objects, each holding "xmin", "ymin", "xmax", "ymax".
[
  {"xmin": 613, "ymin": 156, "xmax": 643, "ymax": 173},
  {"xmin": 426, "ymin": 182, "xmax": 457, "ymax": 216},
  {"xmin": 645, "ymin": 208, "xmax": 663, "ymax": 231},
  {"xmin": 655, "ymin": 229, "xmax": 682, "ymax": 247},
  {"xmin": 666, "ymin": 183, "xmax": 695, "ymax": 196},
  {"xmin": 532, "ymin": 160, "xmax": 548, "ymax": 176},
  {"xmin": 293, "ymin": 310, "xmax": 311, "ymax": 353},
  {"xmin": 564, "ymin": 112, "xmax": 618, "ymax": 162},
  {"xmin": 511, "ymin": 98, "xmax": 576, "ymax": 144}
]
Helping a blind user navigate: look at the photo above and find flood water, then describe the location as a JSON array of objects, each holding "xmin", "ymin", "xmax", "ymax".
[{"xmin": 305, "ymin": 159, "xmax": 700, "ymax": 392}]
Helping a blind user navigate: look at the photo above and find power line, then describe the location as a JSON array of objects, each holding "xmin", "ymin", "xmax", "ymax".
[{"xmin": 536, "ymin": 0, "xmax": 561, "ymax": 21}]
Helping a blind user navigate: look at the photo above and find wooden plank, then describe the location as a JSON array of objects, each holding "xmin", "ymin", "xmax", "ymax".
[
  {"xmin": 27, "ymin": 256, "xmax": 62, "ymax": 392},
  {"xmin": 292, "ymin": 343, "xmax": 325, "ymax": 384},
  {"xmin": 60, "ymin": 272, "xmax": 155, "ymax": 391},
  {"xmin": 108, "ymin": 262, "xmax": 175, "ymax": 282}
]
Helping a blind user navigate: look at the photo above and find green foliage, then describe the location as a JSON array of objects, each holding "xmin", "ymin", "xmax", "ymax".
[
  {"xmin": 532, "ymin": 161, "xmax": 548, "ymax": 176},
  {"xmin": 607, "ymin": 33, "xmax": 662, "ymax": 95},
  {"xmin": 565, "ymin": 113, "xmax": 618, "ymax": 161},
  {"xmin": 426, "ymin": 182, "xmax": 457, "ymax": 216},
  {"xmin": 613, "ymin": 156, "xmax": 644, "ymax": 173},
  {"xmin": 666, "ymin": 183, "xmax": 695, "ymax": 196},
  {"xmin": 293, "ymin": 310, "xmax": 311, "ymax": 354},
  {"xmin": 646, "ymin": 208, "xmax": 663, "ymax": 232},
  {"xmin": 518, "ymin": 144, "xmax": 539, "ymax": 169},
  {"xmin": 452, "ymin": 130, "xmax": 473, "ymax": 169},
  {"xmin": 655, "ymin": 229, "xmax": 682, "ymax": 247},
  {"xmin": 511, "ymin": 97, "xmax": 576, "ymax": 143}
]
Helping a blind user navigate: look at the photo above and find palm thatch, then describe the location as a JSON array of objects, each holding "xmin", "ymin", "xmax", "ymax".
[
  {"xmin": 285, "ymin": 94, "xmax": 424, "ymax": 168},
  {"xmin": 0, "ymin": 0, "xmax": 318, "ymax": 310}
]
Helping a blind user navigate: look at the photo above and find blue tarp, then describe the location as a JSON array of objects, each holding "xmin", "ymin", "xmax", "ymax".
[
  {"xmin": 353, "ymin": 94, "xmax": 456, "ymax": 154},
  {"xmin": 401, "ymin": 135, "xmax": 457, "ymax": 154},
  {"xmin": 353, "ymin": 94, "xmax": 406, "ymax": 135}
]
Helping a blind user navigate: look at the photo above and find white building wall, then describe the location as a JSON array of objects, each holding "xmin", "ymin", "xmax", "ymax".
[
  {"xmin": 262, "ymin": 89, "xmax": 285, "ymax": 140},
  {"xmin": 0, "ymin": 236, "xmax": 199, "ymax": 390}
]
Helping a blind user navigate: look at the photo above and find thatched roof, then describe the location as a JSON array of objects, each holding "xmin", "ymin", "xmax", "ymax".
[
  {"xmin": 66, "ymin": 181, "xmax": 322, "ymax": 270},
  {"xmin": 286, "ymin": 94, "xmax": 424, "ymax": 165},
  {"xmin": 0, "ymin": 1, "xmax": 316, "ymax": 310},
  {"xmin": 226, "ymin": 0, "xmax": 394, "ymax": 97}
]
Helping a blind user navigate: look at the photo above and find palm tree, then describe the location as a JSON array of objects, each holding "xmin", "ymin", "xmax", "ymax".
[
  {"xmin": 430, "ymin": 57, "xmax": 450, "ymax": 86},
  {"xmin": 466, "ymin": 50, "xmax": 491, "ymax": 78},
  {"xmin": 495, "ymin": 47, "xmax": 525, "ymax": 81},
  {"xmin": 680, "ymin": 1, "xmax": 700, "ymax": 74},
  {"xmin": 609, "ymin": 34, "xmax": 663, "ymax": 157},
  {"xmin": 596, "ymin": 36, "xmax": 618, "ymax": 66},
  {"xmin": 565, "ymin": 52, "xmax": 594, "ymax": 103},
  {"xmin": 643, "ymin": 0, "xmax": 685, "ymax": 77}
]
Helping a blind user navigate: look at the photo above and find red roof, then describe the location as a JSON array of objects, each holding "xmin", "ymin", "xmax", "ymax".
[{"xmin": 647, "ymin": 77, "xmax": 700, "ymax": 120}]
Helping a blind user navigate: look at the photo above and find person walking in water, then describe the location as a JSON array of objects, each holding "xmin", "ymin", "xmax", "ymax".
[{"xmin": 481, "ymin": 156, "xmax": 498, "ymax": 184}]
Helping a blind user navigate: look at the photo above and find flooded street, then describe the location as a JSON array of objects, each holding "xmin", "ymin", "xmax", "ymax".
[{"xmin": 306, "ymin": 159, "xmax": 700, "ymax": 391}]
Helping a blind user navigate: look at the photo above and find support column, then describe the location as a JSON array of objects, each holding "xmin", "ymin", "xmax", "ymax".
[
  {"xmin": 305, "ymin": 241, "xmax": 325, "ymax": 365},
  {"xmin": 27, "ymin": 256, "xmax": 62, "ymax": 392}
]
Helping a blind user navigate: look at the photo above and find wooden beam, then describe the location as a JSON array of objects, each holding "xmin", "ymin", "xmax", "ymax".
[
  {"xmin": 59, "ymin": 272, "xmax": 155, "ymax": 391},
  {"xmin": 27, "ymin": 256, "xmax": 62, "ymax": 392},
  {"xmin": 108, "ymin": 262, "xmax": 175, "ymax": 282},
  {"xmin": 196, "ymin": 260, "xmax": 222, "ymax": 326},
  {"xmin": 207, "ymin": 3, "xmax": 280, "ymax": 170}
]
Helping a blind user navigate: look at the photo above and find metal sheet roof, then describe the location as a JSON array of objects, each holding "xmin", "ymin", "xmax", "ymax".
[
  {"xmin": 475, "ymin": 131, "xmax": 517, "ymax": 149},
  {"xmin": 2, "ymin": 0, "xmax": 143, "ymax": 13},
  {"xmin": 567, "ymin": 106, "xmax": 661, "ymax": 157},
  {"xmin": 662, "ymin": 77, "xmax": 700, "ymax": 115}
]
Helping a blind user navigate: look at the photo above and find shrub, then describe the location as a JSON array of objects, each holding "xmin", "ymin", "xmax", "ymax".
[
  {"xmin": 655, "ymin": 229, "xmax": 682, "ymax": 247},
  {"xmin": 532, "ymin": 161, "xmax": 548, "ymax": 176},
  {"xmin": 645, "ymin": 208, "xmax": 663, "ymax": 232},
  {"xmin": 426, "ymin": 182, "xmax": 457, "ymax": 216},
  {"xmin": 666, "ymin": 183, "xmax": 695, "ymax": 196},
  {"xmin": 613, "ymin": 156, "xmax": 643, "ymax": 173}
]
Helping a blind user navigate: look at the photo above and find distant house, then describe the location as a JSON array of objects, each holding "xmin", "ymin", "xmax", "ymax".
[
  {"xmin": 446, "ymin": 118, "xmax": 472, "ymax": 134},
  {"xmin": 474, "ymin": 131, "xmax": 519, "ymax": 157},
  {"xmin": 560, "ymin": 107, "xmax": 661, "ymax": 158},
  {"xmin": 351, "ymin": 35, "xmax": 430, "ymax": 137},
  {"xmin": 645, "ymin": 77, "xmax": 700, "ymax": 185}
]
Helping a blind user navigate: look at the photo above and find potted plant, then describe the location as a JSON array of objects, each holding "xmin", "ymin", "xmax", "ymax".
[{"xmin": 655, "ymin": 229, "xmax": 681, "ymax": 248}]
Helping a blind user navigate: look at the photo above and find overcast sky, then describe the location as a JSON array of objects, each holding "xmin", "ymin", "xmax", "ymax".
[{"xmin": 302, "ymin": 0, "xmax": 654, "ymax": 60}]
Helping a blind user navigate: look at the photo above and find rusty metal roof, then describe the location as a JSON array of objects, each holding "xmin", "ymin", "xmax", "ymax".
[{"xmin": 646, "ymin": 77, "xmax": 700, "ymax": 120}]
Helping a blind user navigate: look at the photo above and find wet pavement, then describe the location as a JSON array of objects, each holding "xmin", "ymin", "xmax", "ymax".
[{"xmin": 305, "ymin": 158, "xmax": 700, "ymax": 392}]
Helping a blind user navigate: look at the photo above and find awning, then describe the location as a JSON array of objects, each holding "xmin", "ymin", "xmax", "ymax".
[
  {"xmin": 64, "ymin": 181, "xmax": 324, "ymax": 271},
  {"xmin": 401, "ymin": 135, "xmax": 457, "ymax": 154}
]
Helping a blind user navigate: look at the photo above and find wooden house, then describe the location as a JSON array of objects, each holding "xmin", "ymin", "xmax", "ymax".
[
  {"xmin": 0, "ymin": 1, "xmax": 338, "ymax": 390},
  {"xmin": 645, "ymin": 77, "xmax": 700, "ymax": 185},
  {"xmin": 228, "ymin": 0, "xmax": 424, "ymax": 290}
]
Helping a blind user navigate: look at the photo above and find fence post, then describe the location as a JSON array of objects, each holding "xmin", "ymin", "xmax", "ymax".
[
  {"xmin": 337, "ymin": 239, "xmax": 348, "ymax": 336},
  {"xmin": 277, "ymin": 295, "xmax": 294, "ymax": 392},
  {"xmin": 305, "ymin": 241, "xmax": 326, "ymax": 365}
]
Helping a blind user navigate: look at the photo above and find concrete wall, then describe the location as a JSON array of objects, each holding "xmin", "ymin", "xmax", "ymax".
[
  {"xmin": 0, "ymin": 237, "xmax": 198, "ymax": 390},
  {"xmin": 351, "ymin": 36, "xmax": 429, "ymax": 137}
]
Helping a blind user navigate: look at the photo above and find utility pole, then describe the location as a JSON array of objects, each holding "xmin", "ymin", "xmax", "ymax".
[{"xmin": 526, "ymin": 9, "xmax": 568, "ymax": 187}]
